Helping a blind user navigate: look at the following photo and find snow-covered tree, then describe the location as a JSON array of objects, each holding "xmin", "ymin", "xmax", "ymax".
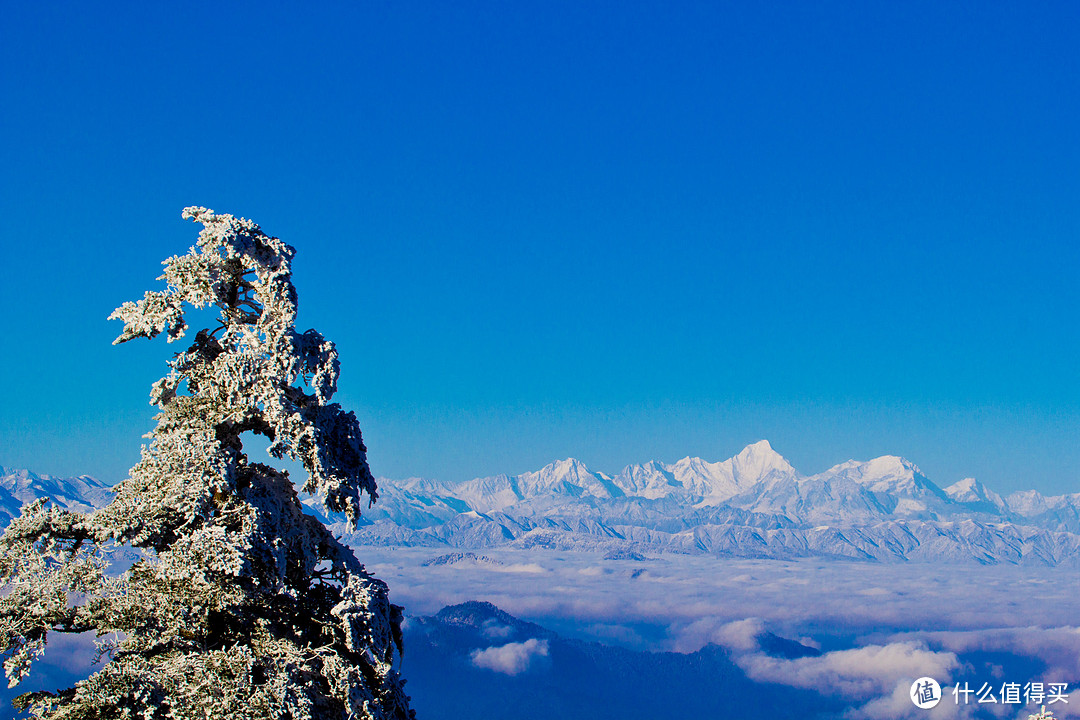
[{"xmin": 0, "ymin": 207, "xmax": 414, "ymax": 719}]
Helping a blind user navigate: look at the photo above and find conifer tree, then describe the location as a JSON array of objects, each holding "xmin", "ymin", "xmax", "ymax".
[{"xmin": 0, "ymin": 208, "xmax": 414, "ymax": 719}]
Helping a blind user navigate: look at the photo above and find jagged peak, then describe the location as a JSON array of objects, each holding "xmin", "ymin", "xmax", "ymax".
[
  {"xmin": 1, "ymin": 467, "xmax": 109, "ymax": 490},
  {"xmin": 536, "ymin": 457, "xmax": 591, "ymax": 474},
  {"xmin": 616, "ymin": 459, "xmax": 668, "ymax": 476},
  {"xmin": 944, "ymin": 477, "xmax": 984, "ymax": 495},
  {"xmin": 823, "ymin": 454, "xmax": 924, "ymax": 480},
  {"xmin": 732, "ymin": 440, "xmax": 794, "ymax": 472},
  {"xmin": 1, "ymin": 466, "xmax": 42, "ymax": 483},
  {"xmin": 673, "ymin": 441, "xmax": 792, "ymax": 471},
  {"xmin": 517, "ymin": 457, "xmax": 622, "ymax": 493},
  {"xmin": 1008, "ymin": 488, "xmax": 1045, "ymax": 502},
  {"xmin": 945, "ymin": 477, "xmax": 1005, "ymax": 508},
  {"xmin": 672, "ymin": 455, "xmax": 709, "ymax": 468},
  {"xmin": 868, "ymin": 455, "xmax": 924, "ymax": 475}
]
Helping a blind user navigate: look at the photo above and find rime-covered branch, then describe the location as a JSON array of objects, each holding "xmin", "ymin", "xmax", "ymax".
[{"xmin": 0, "ymin": 208, "xmax": 413, "ymax": 719}]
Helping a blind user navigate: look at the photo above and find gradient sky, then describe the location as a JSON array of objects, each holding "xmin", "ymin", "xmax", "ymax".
[{"xmin": 2, "ymin": 2, "xmax": 1079, "ymax": 494}]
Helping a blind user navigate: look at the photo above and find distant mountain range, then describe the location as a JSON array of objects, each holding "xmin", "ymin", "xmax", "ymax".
[
  {"xmin": 401, "ymin": 600, "xmax": 837, "ymax": 720},
  {"xmin": 322, "ymin": 441, "xmax": 1080, "ymax": 565},
  {"xmin": 6, "ymin": 441, "xmax": 1080, "ymax": 565},
  {"xmin": 0, "ymin": 466, "xmax": 112, "ymax": 522}
]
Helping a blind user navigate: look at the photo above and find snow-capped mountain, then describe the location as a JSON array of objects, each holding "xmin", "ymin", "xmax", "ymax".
[
  {"xmin": 6, "ymin": 441, "xmax": 1080, "ymax": 565},
  {"xmin": 331, "ymin": 442, "xmax": 1080, "ymax": 566},
  {"xmin": 0, "ymin": 466, "xmax": 112, "ymax": 522},
  {"xmin": 1002, "ymin": 489, "xmax": 1080, "ymax": 533},
  {"xmin": 945, "ymin": 477, "xmax": 1009, "ymax": 514},
  {"xmin": 352, "ymin": 441, "xmax": 985, "ymax": 531},
  {"xmin": 609, "ymin": 440, "xmax": 797, "ymax": 505}
]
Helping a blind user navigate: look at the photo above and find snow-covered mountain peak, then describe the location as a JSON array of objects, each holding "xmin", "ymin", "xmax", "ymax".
[
  {"xmin": 549, "ymin": 457, "xmax": 592, "ymax": 475},
  {"xmin": 740, "ymin": 438, "xmax": 776, "ymax": 455},
  {"xmin": 944, "ymin": 477, "xmax": 984, "ymax": 500},
  {"xmin": 731, "ymin": 440, "xmax": 796, "ymax": 479},
  {"xmin": 666, "ymin": 442, "xmax": 802, "ymax": 507},
  {"xmin": 823, "ymin": 455, "xmax": 925, "ymax": 487},
  {"xmin": 811, "ymin": 454, "xmax": 951, "ymax": 520},
  {"xmin": 667, "ymin": 456, "xmax": 730, "ymax": 498},
  {"xmin": 11, "ymin": 459, "xmax": 1080, "ymax": 566},
  {"xmin": 947, "ymin": 477, "xmax": 979, "ymax": 493},
  {"xmin": 944, "ymin": 477, "xmax": 1006, "ymax": 512},
  {"xmin": 0, "ymin": 467, "xmax": 113, "ymax": 522},
  {"xmin": 516, "ymin": 457, "xmax": 621, "ymax": 500},
  {"xmin": 525, "ymin": 458, "xmax": 595, "ymax": 485},
  {"xmin": 1006, "ymin": 489, "xmax": 1046, "ymax": 515},
  {"xmin": 611, "ymin": 460, "xmax": 678, "ymax": 498},
  {"xmin": 863, "ymin": 454, "xmax": 921, "ymax": 476},
  {"xmin": 671, "ymin": 455, "xmax": 710, "ymax": 471}
]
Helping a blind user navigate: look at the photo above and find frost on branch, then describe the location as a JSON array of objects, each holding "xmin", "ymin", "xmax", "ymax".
[
  {"xmin": 0, "ymin": 208, "xmax": 414, "ymax": 719},
  {"xmin": 106, "ymin": 206, "xmax": 376, "ymax": 525}
]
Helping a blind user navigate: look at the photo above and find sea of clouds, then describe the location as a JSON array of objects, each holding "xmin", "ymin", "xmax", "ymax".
[{"xmin": 362, "ymin": 546, "xmax": 1080, "ymax": 719}]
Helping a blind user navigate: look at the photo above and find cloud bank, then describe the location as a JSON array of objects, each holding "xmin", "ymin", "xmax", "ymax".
[
  {"xmin": 361, "ymin": 546, "xmax": 1080, "ymax": 644},
  {"xmin": 362, "ymin": 545, "xmax": 1080, "ymax": 716},
  {"xmin": 469, "ymin": 638, "xmax": 549, "ymax": 675}
]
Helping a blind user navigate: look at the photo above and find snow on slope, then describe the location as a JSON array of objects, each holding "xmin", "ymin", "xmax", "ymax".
[
  {"xmin": 332, "ymin": 442, "xmax": 1080, "ymax": 565},
  {"xmin": 612, "ymin": 439, "xmax": 796, "ymax": 504},
  {"xmin": 945, "ymin": 477, "xmax": 1008, "ymax": 514},
  {"xmin": 0, "ymin": 466, "xmax": 112, "ymax": 522},
  {"xmin": 7, "ymin": 441, "xmax": 1080, "ymax": 566}
]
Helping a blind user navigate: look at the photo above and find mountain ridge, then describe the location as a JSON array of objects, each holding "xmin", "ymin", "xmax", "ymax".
[
  {"xmin": 6, "ymin": 442, "xmax": 1080, "ymax": 565},
  {"xmin": 341, "ymin": 441, "xmax": 1080, "ymax": 565}
]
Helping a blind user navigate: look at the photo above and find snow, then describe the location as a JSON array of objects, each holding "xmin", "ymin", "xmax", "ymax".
[{"xmin": 10, "ymin": 442, "xmax": 1080, "ymax": 569}]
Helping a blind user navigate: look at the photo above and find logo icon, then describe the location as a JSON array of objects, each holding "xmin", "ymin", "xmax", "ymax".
[{"xmin": 911, "ymin": 677, "xmax": 942, "ymax": 709}]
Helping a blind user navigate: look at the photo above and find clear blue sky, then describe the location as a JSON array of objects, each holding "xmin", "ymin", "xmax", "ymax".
[{"xmin": 2, "ymin": 2, "xmax": 1079, "ymax": 494}]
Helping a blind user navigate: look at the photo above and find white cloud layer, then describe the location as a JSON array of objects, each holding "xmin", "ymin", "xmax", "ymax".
[
  {"xmin": 741, "ymin": 641, "xmax": 959, "ymax": 699},
  {"xmin": 895, "ymin": 626, "xmax": 1080, "ymax": 683},
  {"xmin": 361, "ymin": 545, "xmax": 1080, "ymax": 715},
  {"xmin": 469, "ymin": 638, "xmax": 549, "ymax": 675},
  {"xmin": 848, "ymin": 680, "xmax": 982, "ymax": 720},
  {"xmin": 670, "ymin": 617, "xmax": 766, "ymax": 653},
  {"xmin": 360, "ymin": 546, "xmax": 1080, "ymax": 646}
]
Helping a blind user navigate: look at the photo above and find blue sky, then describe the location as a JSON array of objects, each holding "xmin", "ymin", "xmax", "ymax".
[{"xmin": 2, "ymin": 2, "xmax": 1079, "ymax": 493}]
